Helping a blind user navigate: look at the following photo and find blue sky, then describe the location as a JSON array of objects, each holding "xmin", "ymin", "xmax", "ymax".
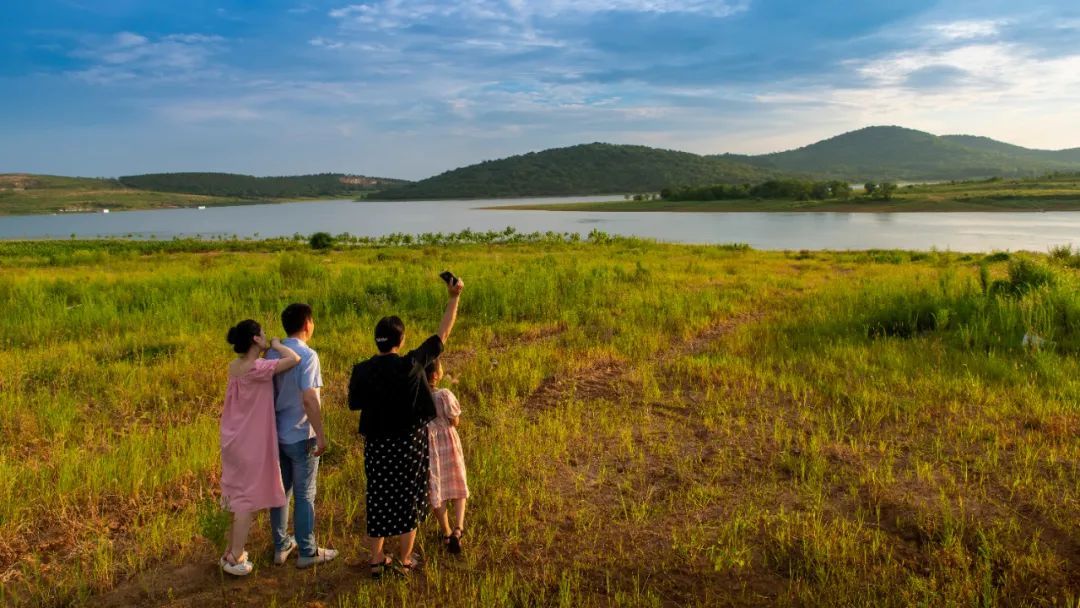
[{"xmin": 1, "ymin": 0, "xmax": 1078, "ymax": 179}]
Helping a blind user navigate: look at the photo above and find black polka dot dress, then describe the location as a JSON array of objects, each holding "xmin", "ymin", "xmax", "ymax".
[{"xmin": 364, "ymin": 425, "xmax": 431, "ymax": 538}]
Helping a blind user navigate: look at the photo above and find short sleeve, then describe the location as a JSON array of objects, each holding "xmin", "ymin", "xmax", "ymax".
[
  {"xmin": 408, "ymin": 335, "xmax": 443, "ymax": 368},
  {"xmin": 298, "ymin": 352, "xmax": 323, "ymax": 391},
  {"xmin": 443, "ymin": 390, "xmax": 461, "ymax": 418},
  {"xmin": 347, "ymin": 362, "xmax": 367, "ymax": 411},
  {"xmin": 250, "ymin": 357, "xmax": 279, "ymax": 381}
]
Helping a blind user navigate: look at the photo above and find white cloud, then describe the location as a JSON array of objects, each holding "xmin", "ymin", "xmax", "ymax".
[
  {"xmin": 159, "ymin": 101, "xmax": 263, "ymax": 122},
  {"xmin": 851, "ymin": 42, "xmax": 1013, "ymax": 87},
  {"xmin": 327, "ymin": 0, "xmax": 747, "ymax": 29},
  {"xmin": 68, "ymin": 32, "xmax": 226, "ymax": 83},
  {"xmin": 926, "ymin": 19, "xmax": 1005, "ymax": 41},
  {"xmin": 537, "ymin": 0, "xmax": 748, "ymax": 17},
  {"xmin": 113, "ymin": 32, "xmax": 149, "ymax": 48},
  {"xmin": 309, "ymin": 37, "xmax": 345, "ymax": 49},
  {"xmin": 753, "ymin": 36, "xmax": 1080, "ymax": 151}
]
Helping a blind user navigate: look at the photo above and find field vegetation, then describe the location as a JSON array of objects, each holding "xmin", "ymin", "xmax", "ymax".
[{"xmin": 0, "ymin": 236, "xmax": 1078, "ymax": 606}]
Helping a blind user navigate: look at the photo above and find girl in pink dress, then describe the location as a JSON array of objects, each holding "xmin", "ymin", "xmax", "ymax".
[
  {"xmin": 425, "ymin": 359, "xmax": 470, "ymax": 554},
  {"xmin": 220, "ymin": 320, "xmax": 300, "ymax": 576}
]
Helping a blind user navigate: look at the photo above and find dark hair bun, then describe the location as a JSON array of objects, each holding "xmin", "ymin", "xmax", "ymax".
[{"xmin": 226, "ymin": 319, "xmax": 262, "ymax": 354}]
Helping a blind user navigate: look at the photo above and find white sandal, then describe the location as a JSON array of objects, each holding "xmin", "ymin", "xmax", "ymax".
[{"xmin": 220, "ymin": 550, "xmax": 253, "ymax": 576}]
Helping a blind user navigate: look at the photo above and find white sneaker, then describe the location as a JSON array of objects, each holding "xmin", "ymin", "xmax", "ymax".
[
  {"xmin": 296, "ymin": 547, "xmax": 338, "ymax": 569},
  {"xmin": 220, "ymin": 551, "xmax": 253, "ymax": 576},
  {"xmin": 274, "ymin": 538, "xmax": 298, "ymax": 565}
]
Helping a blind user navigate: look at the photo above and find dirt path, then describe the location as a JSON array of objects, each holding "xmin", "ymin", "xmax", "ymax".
[{"xmin": 512, "ymin": 311, "xmax": 800, "ymax": 605}]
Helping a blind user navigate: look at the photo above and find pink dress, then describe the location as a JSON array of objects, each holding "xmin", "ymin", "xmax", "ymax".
[
  {"xmin": 220, "ymin": 358, "xmax": 287, "ymax": 513},
  {"xmin": 428, "ymin": 389, "xmax": 469, "ymax": 508}
]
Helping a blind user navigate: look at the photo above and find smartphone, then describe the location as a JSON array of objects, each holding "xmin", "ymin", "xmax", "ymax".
[{"xmin": 439, "ymin": 270, "xmax": 459, "ymax": 286}]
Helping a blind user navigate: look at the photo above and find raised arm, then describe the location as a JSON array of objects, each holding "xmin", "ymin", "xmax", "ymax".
[
  {"xmin": 437, "ymin": 278, "xmax": 464, "ymax": 345},
  {"xmin": 268, "ymin": 337, "xmax": 301, "ymax": 373}
]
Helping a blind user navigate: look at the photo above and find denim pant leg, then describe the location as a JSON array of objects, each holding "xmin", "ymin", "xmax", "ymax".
[
  {"xmin": 270, "ymin": 442, "xmax": 296, "ymax": 551},
  {"xmin": 288, "ymin": 438, "xmax": 320, "ymax": 556}
]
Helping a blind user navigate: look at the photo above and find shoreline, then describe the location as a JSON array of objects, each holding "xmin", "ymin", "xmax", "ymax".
[
  {"xmin": 486, "ymin": 197, "xmax": 1080, "ymax": 213},
  {"xmin": 11, "ymin": 196, "xmax": 1080, "ymax": 217},
  {"xmin": 0, "ymin": 195, "xmax": 357, "ymax": 217}
]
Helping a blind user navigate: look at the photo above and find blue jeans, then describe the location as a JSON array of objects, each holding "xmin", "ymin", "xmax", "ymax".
[{"xmin": 270, "ymin": 438, "xmax": 320, "ymax": 557}]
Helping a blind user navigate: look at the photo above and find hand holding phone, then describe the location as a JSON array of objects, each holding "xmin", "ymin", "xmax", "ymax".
[
  {"xmin": 439, "ymin": 270, "xmax": 459, "ymax": 286},
  {"xmin": 440, "ymin": 270, "xmax": 464, "ymax": 297}
]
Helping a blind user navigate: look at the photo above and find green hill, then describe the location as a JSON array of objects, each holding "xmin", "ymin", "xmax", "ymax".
[
  {"xmin": 0, "ymin": 172, "xmax": 411, "ymax": 215},
  {"xmin": 732, "ymin": 126, "xmax": 1080, "ymax": 181},
  {"xmin": 8, "ymin": 128, "xmax": 1080, "ymax": 211},
  {"xmin": 368, "ymin": 143, "xmax": 779, "ymax": 200},
  {"xmin": 371, "ymin": 129, "xmax": 1080, "ymax": 200},
  {"xmin": 940, "ymin": 134, "xmax": 1080, "ymax": 164},
  {"xmin": 119, "ymin": 172, "xmax": 409, "ymax": 199}
]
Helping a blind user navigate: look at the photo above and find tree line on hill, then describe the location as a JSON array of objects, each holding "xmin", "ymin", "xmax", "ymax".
[
  {"xmin": 94, "ymin": 127, "xmax": 1080, "ymax": 203},
  {"xmin": 368, "ymin": 143, "xmax": 778, "ymax": 200},
  {"xmin": 660, "ymin": 179, "xmax": 899, "ymax": 202},
  {"xmin": 119, "ymin": 173, "xmax": 409, "ymax": 199}
]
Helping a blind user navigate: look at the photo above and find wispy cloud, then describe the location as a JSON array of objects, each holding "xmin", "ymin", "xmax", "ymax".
[
  {"xmin": 751, "ymin": 25, "xmax": 1080, "ymax": 150},
  {"xmin": 327, "ymin": 0, "xmax": 748, "ymax": 27},
  {"xmin": 926, "ymin": 19, "xmax": 1005, "ymax": 41},
  {"xmin": 4, "ymin": 0, "xmax": 1080, "ymax": 177},
  {"xmin": 68, "ymin": 31, "xmax": 226, "ymax": 84},
  {"xmin": 158, "ymin": 101, "xmax": 263, "ymax": 123}
]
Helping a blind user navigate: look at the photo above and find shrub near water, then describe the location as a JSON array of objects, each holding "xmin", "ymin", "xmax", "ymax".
[{"xmin": 853, "ymin": 258, "xmax": 1079, "ymax": 353}]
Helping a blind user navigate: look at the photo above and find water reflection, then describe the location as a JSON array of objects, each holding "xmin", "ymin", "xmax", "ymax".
[{"xmin": 1, "ymin": 196, "xmax": 1078, "ymax": 251}]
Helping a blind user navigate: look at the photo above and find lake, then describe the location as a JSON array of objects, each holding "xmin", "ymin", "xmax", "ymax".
[{"xmin": 1, "ymin": 195, "xmax": 1078, "ymax": 251}]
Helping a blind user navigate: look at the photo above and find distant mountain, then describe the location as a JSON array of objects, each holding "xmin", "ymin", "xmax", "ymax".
[
  {"xmin": 10, "ymin": 127, "xmax": 1079, "ymax": 207},
  {"xmin": 731, "ymin": 126, "xmax": 1080, "ymax": 181},
  {"xmin": 119, "ymin": 172, "xmax": 410, "ymax": 199},
  {"xmin": 368, "ymin": 143, "xmax": 779, "ymax": 200}
]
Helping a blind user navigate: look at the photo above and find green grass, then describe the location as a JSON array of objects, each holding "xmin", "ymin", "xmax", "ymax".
[{"xmin": 0, "ymin": 238, "xmax": 1078, "ymax": 606}]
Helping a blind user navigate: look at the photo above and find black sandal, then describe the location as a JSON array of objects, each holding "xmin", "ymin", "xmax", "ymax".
[
  {"xmin": 448, "ymin": 528, "xmax": 463, "ymax": 555},
  {"xmin": 392, "ymin": 553, "xmax": 422, "ymax": 577},
  {"xmin": 369, "ymin": 556, "xmax": 392, "ymax": 580}
]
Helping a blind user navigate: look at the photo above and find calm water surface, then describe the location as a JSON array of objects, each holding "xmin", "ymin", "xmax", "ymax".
[{"xmin": 2, "ymin": 195, "xmax": 1078, "ymax": 251}]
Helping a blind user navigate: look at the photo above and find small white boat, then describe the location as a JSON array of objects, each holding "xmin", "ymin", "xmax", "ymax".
[
  {"xmin": 102, "ymin": 209, "xmax": 110, "ymax": 214},
  {"xmin": 197, "ymin": 205, "xmax": 206, "ymax": 210}
]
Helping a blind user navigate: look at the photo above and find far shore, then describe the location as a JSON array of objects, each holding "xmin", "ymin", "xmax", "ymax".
[
  {"xmin": 487, "ymin": 197, "xmax": 1080, "ymax": 213},
  {"xmin": 0, "ymin": 195, "xmax": 357, "ymax": 217}
]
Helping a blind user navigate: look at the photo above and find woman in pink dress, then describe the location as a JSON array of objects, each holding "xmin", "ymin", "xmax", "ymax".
[{"xmin": 220, "ymin": 319, "xmax": 300, "ymax": 576}]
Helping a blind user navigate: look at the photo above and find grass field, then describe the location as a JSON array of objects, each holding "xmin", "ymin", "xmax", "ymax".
[
  {"xmin": 1, "ymin": 237, "xmax": 1078, "ymax": 606},
  {"xmin": 0, "ymin": 175, "xmax": 308, "ymax": 215},
  {"xmin": 496, "ymin": 175, "xmax": 1080, "ymax": 212}
]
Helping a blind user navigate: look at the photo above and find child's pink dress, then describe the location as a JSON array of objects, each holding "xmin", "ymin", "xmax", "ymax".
[
  {"xmin": 428, "ymin": 388, "xmax": 469, "ymax": 508},
  {"xmin": 220, "ymin": 358, "xmax": 287, "ymax": 513}
]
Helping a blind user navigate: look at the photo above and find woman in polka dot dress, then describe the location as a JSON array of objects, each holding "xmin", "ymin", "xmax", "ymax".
[{"xmin": 348, "ymin": 275, "xmax": 464, "ymax": 578}]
